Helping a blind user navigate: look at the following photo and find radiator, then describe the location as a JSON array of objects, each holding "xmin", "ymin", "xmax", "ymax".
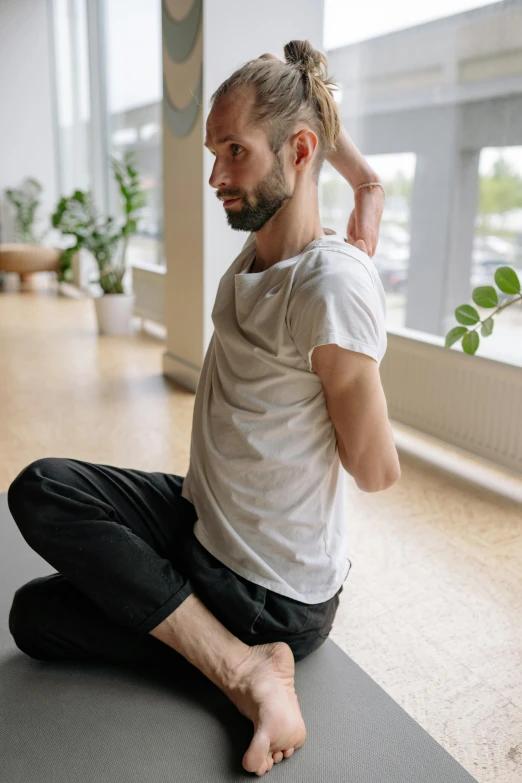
[
  {"xmin": 381, "ymin": 331, "xmax": 522, "ymax": 475},
  {"xmin": 131, "ymin": 263, "xmax": 166, "ymax": 325}
]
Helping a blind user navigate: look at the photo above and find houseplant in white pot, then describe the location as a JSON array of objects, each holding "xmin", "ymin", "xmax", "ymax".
[{"xmin": 51, "ymin": 153, "xmax": 147, "ymax": 334}]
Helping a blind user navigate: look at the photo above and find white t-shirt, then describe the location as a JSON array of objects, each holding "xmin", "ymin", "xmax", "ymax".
[{"xmin": 181, "ymin": 231, "xmax": 388, "ymax": 603}]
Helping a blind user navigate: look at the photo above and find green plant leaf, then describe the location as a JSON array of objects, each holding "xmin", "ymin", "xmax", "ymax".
[
  {"xmin": 462, "ymin": 331, "xmax": 480, "ymax": 355},
  {"xmin": 481, "ymin": 317, "xmax": 494, "ymax": 337},
  {"xmin": 494, "ymin": 266, "xmax": 520, "ymax": 294},
  {"xmin": 455, "ymin": 304, "xmax": 480, "ymax": 325},
  {"xmin": 130, "ymin": 192, "xmax": 147, "ymax": 209},
  {"xmin": 472, "ymin": 285, "xmax": 498, "ymax": 308},
  {"xmin": 445, "ymin": 326, "xmax": 468, "ymax": 347}
]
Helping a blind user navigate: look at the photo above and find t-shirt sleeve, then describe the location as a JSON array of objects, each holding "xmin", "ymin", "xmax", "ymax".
[{"xmin": 287, "ymin": 255, "xmax": 382, "ymax": 372}]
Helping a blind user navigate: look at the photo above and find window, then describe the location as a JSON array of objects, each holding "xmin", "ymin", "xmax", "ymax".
[
  {"xmin": 50, "ymin": 0, "xmax": 164, "ymax": 268},
  {"xmin": 103, "ymin": 0, "xmax": 163, "ymax": 267},
  {"xmin": 320, "ymin": 154, "xmax": 415, "ymax": 330},
  {"xmin": 472, "ymin": 147, "xmax": 522, "ymax": 364},
  {"xmin": 51, "ymin": 0, "xmax": 91, "ymax": 196},
  {"xmin": 323, "ymin": 0, "xmax": 521, "ymax": 366}
]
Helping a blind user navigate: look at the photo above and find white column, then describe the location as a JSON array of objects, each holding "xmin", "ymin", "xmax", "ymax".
[
  {"xmin": 161, "ymin": 0, "xmax": 325, "ymax": 391},
  {"xmin": 442, "ymin": 149, "xmax": 481, "ymax": 334}
]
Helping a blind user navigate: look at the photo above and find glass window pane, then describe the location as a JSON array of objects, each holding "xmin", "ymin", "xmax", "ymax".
[
  {"xmin": 323, "ymin": 0, "xmax": 522, "ymax": 366},
  {"xmin": 52, "ymin": 0, "xmax": 91, "ymax": 195},
  {"xmin": 103, "ymin": 0, "xmax": 163, "ymax": 267},
  {"xmin": 319, "ymin": 153, "xmax": 415, "ymax": 331},
  {"xmin": 472, "ymin": 147, "xmax": 522, "ymax": 364}
]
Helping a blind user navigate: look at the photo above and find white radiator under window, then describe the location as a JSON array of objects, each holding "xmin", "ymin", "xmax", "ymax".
[{"xmin": 381, "ymin": 331, "xmax": 522, "ymax": 476}]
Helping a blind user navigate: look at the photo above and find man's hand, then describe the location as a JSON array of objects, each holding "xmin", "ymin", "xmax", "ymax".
[{"xmin": 344, "ymin": 186, "xmax": 385, "ymax": 258}]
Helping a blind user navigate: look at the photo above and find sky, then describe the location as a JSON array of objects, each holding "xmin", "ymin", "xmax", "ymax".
[{"xmin": 324, "ymin": 0, "xmax": 503, "ymax": 49}]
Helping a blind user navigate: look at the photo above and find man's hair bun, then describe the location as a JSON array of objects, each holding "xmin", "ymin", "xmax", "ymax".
[{"xmin": 284, "ymin": 40, "xmax": 328, "ymax": 80}]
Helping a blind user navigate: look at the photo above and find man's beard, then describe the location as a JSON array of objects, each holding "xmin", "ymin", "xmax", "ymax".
[{"xmin": 221, "ymin": 154, "xmax": 292, "ymax": 232}]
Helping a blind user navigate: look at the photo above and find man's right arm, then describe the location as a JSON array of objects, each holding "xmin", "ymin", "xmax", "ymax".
[{"xmin": 311, "ymin": 343, "xmax": 401, "ymax": 492}]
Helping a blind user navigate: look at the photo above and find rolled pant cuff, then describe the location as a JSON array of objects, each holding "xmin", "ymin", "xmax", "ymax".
[{"xmin": 135, "ymin": 579, "xmax": 194, "ymax": 634}]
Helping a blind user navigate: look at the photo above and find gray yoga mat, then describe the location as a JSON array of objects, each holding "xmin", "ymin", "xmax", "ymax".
[{"xmin": 0, "ymin": 492, "xmax": 478, "ymax": 782}]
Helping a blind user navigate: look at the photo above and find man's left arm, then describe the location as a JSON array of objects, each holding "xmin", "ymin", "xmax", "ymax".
[
  {"xmin": 257, "ymin": 53, "xmax": 384, "ymax": 257},
  {"xmin": 326, "ymin": 125, "xmax": 385, "ymax": 258}
]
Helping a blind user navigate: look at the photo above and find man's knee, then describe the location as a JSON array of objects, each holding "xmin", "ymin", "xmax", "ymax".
[
  {"xmin": 8, "ymin": 581, "xmax": 54, "ymax": 662},
  {"xmin": 8, "ymin": 458, "xmax": 59, "ymax": 506},
  {"xmin": 8, "ymin": 457, "xmax": 62, "ymax": 535}
]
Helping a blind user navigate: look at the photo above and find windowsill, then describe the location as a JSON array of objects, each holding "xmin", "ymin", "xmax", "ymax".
[
  {"xmin": 386, "ymin": 325, "xmax": 522, "ymax": 370},
  {"xmin": 391, "ymin": 419, "xmax": 522, "ymax": 504}
]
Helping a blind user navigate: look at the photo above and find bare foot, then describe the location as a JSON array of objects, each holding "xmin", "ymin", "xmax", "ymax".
[{"xmin": 225, "ymin": 641, "xmax": 306, "ymax": 776}]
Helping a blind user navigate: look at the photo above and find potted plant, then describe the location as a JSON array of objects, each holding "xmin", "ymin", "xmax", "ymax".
[
  {"xmin": 5, "ymin": 177, "xmax": 44, "ymax": 243},
  {"xmin": 445, "ymin": 265, "xmax": 521, "ymax": 355},
  {"xmin": 51, "ymin": 152, "xmax": 147, "ymax": 335}
]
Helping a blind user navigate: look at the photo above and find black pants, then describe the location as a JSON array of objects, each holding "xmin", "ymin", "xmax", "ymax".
[{"xmin": 7, "ymin": 458, "xmax": 343, "ymax": 670}]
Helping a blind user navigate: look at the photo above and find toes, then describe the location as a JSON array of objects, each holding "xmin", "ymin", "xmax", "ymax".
[
  {"xmin": 254, "ymin": 758, "xmax": 269, "ymax": 776},
  {"xmin": 250, "ymin": 747, "xmax": 294, "ymax": 774},
  {"xmin": 243, "ymin": 729, "xmax": 270, "ymax": 775}
]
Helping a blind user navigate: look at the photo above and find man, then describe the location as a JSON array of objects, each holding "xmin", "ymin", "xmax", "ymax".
[{"xmin": 8, "ymin": 41, "xmax": 399, "ymax": 777}]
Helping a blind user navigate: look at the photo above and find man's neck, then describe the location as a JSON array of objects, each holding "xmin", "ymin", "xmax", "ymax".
[{"xmin": 253, "ymin": 188, "xmax": 325, "ymax": 272}]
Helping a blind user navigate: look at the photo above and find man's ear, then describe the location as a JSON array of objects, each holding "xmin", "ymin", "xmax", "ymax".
[{"xmin": 291, "ymin": 128, "xmax": 319, "ymax": 170}]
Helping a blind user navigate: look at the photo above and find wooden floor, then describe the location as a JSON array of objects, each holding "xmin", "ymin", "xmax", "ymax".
[{"xmin": 1, "ymin": 278, "xmax": 521, "ymax": 783}]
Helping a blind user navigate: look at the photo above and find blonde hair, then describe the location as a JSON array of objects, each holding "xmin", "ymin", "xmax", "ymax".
[{"xmin": 210, "ymin": 40, "xmax": 341, "ymax": 180}]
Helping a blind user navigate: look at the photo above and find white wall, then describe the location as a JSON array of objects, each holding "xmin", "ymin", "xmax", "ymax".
[{"xmin": 0, "ymin": 0, "xmax": 57, "ymax": 242}]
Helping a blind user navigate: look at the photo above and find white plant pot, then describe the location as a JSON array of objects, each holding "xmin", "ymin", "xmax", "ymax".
[{"xmin": 93, "ymin": 293, "xmax": 136, "ymax": 335}]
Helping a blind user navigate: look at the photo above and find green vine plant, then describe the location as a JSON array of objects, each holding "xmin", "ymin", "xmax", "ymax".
[
  {"xmin": 445, "ymin": 266, "xmax": 521, "ymax": 355},
  {"xmin": 4, "ymin": 177, "xmax": 45, "ymax": 244},
  {"xmin": 51, "ymin": 152, "xmax": 147, "ymax": 293}
]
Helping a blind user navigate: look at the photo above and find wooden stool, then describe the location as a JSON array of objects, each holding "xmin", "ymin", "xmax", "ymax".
[{"xmin": 0, "ymin": 244, "xmax": 61, "ymax": 286}]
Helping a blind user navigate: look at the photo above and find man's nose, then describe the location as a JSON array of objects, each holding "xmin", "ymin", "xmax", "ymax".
[{"xmin": 208, "ymin": 158, "xmax": 230, "ymax": 189}]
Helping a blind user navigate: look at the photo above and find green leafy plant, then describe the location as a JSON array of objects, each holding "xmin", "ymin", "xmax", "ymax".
[
  {"xmin": 4, "ymin": 177, "xmax": 44, "ymax": 243},
  {"xmin": 445, "ymin": 266, "xmax": 521, "ymax": 355},
  {"xmin": 51, "ymin": 152, "xmax": 147, "ymax": 293}
]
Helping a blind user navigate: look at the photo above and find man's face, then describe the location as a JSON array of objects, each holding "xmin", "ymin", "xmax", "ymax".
[{"xmin": 205, "ymin": 89, "xmax": 293, "ymax": 232}]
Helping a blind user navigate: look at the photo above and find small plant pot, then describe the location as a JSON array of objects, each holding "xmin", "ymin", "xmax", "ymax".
[{"xmin": 93, "ymin": 292, "xmax": 136, "ymax": 335}]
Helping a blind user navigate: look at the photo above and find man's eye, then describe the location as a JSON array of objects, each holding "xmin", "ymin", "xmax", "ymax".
[{"xmin": 231, "ymin": 144, "xmax": 242, "ymax": 156}]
